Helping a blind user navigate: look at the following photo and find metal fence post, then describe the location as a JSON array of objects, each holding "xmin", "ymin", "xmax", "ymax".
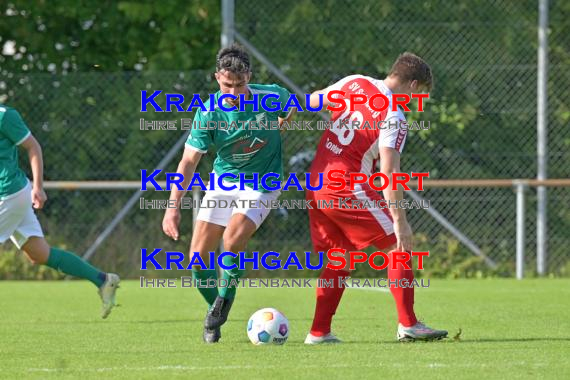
[
  {"xmin": 192, "ymin": 187, "xmax": 201, "ymax": 228},
  {"xmin": 537, "ymin": 0, "xmax": 549, "ymax": 275},
  {"xmin": 82, "ymin": 132, "xmax": 190, "ymax": 261},
  {"xmin": 221, "ymin": 0, "xmax": 235, "ymax": 48},
  {"xmin": 218, "ymin": 0, "xmax": 235, "ymax": 265},
  {"xmin": 514, "ymin": 181, "xmax": 527, "ymax": 280}
]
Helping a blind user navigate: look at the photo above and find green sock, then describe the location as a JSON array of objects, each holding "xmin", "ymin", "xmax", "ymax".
[
  {"xmin": 191, "ymin": 268, "xmax": 219, "ymax": 308},
  {"xmin": 218, "ymin": 253, "xmax": 245, "ymax": 300},
  {"xmin": 46, "ymin": 247, "xmax": 106, "ymax": 287}
]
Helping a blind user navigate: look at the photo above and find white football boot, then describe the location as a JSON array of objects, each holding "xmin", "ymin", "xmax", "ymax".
[
  {"xmin": 98, "ymin": 273, "xmax": 120, "ymax": 319},
  {"xmin": 304, "ymin": 332, "xmax": 342, "ymax": 344},
  {"xmin": 397, "ymin": 322, "xmax": 448, "ymax": 342}
]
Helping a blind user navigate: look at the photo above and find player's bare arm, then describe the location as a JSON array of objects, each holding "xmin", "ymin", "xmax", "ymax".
[
  {"xmin": 20, "ymin": 134, "xmax": 47, "ymax": 209},
  {"xmin": 162, "ymin": 147, "xmax": 202, "ymax": 241},
  {"xmin": 309, "ymin": 87, "xmax": 352, "ymax": 115},
  {"xmin": 380, "ymin": 145, "xmax": 413, "ymax": 253}
]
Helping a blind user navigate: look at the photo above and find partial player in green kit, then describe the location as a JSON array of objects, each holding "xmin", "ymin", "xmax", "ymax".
[
  {"xmin": 162, "ymin": 43, "xmax": 295, "ymax": 343},
  {"xmin": 0, "ymin": 105, "xmax": 120, "ymax": 318}
]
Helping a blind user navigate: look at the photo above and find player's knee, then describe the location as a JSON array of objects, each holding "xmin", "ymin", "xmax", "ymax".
[
  {"xmin": 223, "ymin": 215, "xmax": 256, "ymax": 252},
  {"xmin": 28, "ymin": 249, "xmax": 49, "ymax": 265},
  {"xmin": 25, "ymin": 255, "xmax": 45, "ymax": 266},
  {"xmin": 189, "ymin": 234, "xmax": 217, "ymax": 260},
  {"xmin": 188, "ymin": 250, "xmax": 214, "ymax": 271},
  {"xmin": 21, "ymin": 237, "xmax": 50, "ymax": 265},
  {"xmin": 189, "ymin": 234, "xmax": 208, "ymax": 252},
  {"xmin": 222, "ymin": 233, "xmax": 249, "ymax": 252}
]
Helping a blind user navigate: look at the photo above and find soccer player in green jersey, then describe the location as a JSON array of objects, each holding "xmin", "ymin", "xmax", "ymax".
[
  {"xmin": 0, "ymin": 105, "xmax": 120, "ymax": 318},
  {"xmin": 162, "ymin": 44, "xmax": 295, "ymax": 343}
]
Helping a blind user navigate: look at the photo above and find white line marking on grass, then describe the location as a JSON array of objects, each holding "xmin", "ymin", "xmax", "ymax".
[
  {"xmin": 27, "ymin": 363, "xmax": 363, "ymax": 373},
  {"xmin": 25, "ymin": 361, "xmax": 549, "ymax": 373}
]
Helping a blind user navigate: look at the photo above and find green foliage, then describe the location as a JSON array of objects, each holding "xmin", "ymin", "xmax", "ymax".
[
  {"xmin": 0, "ymin": 246, "xmax": 63, "ymax": 280},
  {"xmin": 0, "ymin": 1, "xmax": 568, "ymax": 278},
  {"xmin": 412, "ymin": 233, "xmax": 512, "ymax": 279},
  {"xmin": 0, "ymin": 0, "xmax": 221, "ymax": 73}
]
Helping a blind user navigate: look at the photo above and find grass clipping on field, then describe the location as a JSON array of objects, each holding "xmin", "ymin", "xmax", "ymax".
[{"xmin": 453, "ymin": 328, "xmax": 462, "ymax": 341}]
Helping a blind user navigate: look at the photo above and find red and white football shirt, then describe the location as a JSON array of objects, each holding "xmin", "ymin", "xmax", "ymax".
[
  {"xmin": 309, "ymin": 75, "xmax": 408, "ymax": 192},
  {"xmin": 307, "ymin": 75, "xmax": 407, "ymax": 251}
]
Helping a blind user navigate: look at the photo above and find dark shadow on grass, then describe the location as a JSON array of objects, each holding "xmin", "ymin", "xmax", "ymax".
[
  {"xmin": 454, "ymin": 337, "xmax": 570, "ymax": 343},
  {"xmin": 26, "ymin": 317, "xmax": 314, "ymax": 325},
  {"xmin": 22, "ymin": 319, "xmax": 204, "ymax": 325},
  {"xmin": 106, "ymin": 319, "xmax": 203, "ymax": 324},
  {"xmin": 92, "ymin": 318, "xmax": 315, "ymax": 324},
  {"xmin": 333, "ymin": 337, "xmax": 570, "ymax": 344}
]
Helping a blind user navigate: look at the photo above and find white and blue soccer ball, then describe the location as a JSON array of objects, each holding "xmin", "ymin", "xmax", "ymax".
[{"xmin": 247, "ymin": 308, "xmax": 289, "ymax": 345}]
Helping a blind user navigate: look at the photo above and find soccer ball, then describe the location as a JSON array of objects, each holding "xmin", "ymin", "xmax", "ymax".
[{"xmin": 247, "ymin": 308, "xmax": 289, "ymax": 345}]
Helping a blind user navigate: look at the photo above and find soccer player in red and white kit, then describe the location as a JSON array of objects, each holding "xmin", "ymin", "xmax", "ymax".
[{"xmin": 304, "ymin": 53, "xmax": 448, "ymax": 343}]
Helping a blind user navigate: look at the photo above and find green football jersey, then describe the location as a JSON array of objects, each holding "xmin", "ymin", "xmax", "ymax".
[
  {"xmin": 0, "ymin": 105, "xmax": 31, "ymax": 198},
  {"xmin": 186, "ymin": 84, "xmax": 291, "ymax": 192}
]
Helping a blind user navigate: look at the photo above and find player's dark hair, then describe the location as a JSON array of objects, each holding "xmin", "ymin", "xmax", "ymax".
[
  {"xmin": 388, "ymin": 52, "xmax": 433, "ymax": 91},
  {"xmin": 216, "ymin": 43, "xmax": 251, "ymax": 74}
]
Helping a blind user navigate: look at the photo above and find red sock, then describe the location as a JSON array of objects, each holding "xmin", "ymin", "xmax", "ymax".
[
  {"xmin": 388, "ymin": 251, "xmax": 417, "ymax": 327},
  {"xmin": 310, "ymin": 267, "xmax": 350, "ymax": 336}
]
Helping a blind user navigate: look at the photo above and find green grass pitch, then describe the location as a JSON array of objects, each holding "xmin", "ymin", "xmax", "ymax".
[{"xmin": 0, "ymin": 279, "xmax": 569, "ymax": 379}]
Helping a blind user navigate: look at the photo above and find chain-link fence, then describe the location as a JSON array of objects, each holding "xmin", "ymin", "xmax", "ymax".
[
  {"xmin": 233, "ymin": 0, "xmax": 570, "ymax": 276},
  {"xmin": 1, "ymin": 0, "xmax": 568, "ymax": 278}
]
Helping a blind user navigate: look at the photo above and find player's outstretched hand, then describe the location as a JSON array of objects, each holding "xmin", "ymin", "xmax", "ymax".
[
  {"xmin": 393, "ymin": 219, "xmax": 413, "ymax": 253},
  {"xmin": 162, "ymin": 208, "xmax": 181, "ymax": 241},
  {"xmin": 31, "ymin": 187, "xmax": 47, "ymax": 209}
]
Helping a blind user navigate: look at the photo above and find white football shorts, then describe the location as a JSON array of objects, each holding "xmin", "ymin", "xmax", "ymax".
[
  {"xmin": 196, "ymin": 179, "xmax": 281, "ymax": 228},
  {"xmin": 0, "ymin": 182, "xmax": 44, "ymax": 249}
]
